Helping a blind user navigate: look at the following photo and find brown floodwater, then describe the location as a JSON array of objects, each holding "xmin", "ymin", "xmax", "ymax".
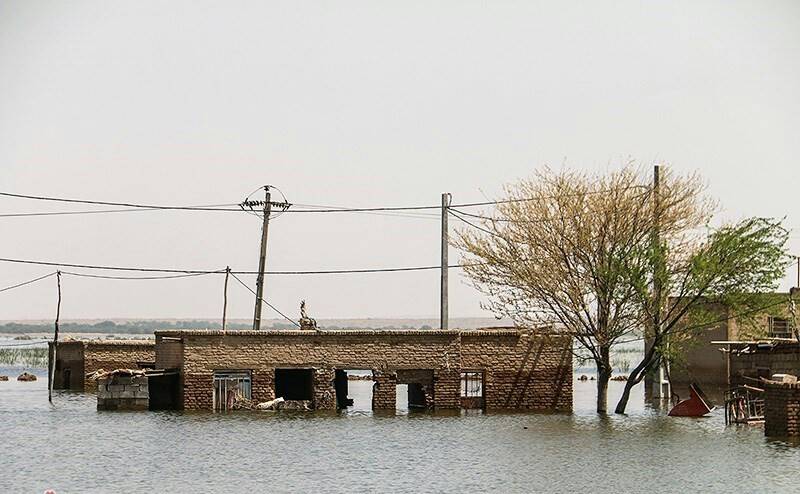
[{"xmin": 2, "ymin": 367, "xmax": 799, "ymax": 493}]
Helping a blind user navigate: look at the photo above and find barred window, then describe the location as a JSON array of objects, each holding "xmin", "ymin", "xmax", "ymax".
[
  {"xmin": 213, "ymin": 371, "xmax": 252, "ymax": 411},
  {"xmin": 769, "ymin": 317, "xmax": 792, "ymax": 338},
  {"xmin": 460, "ymin": 371, "xmax": 483, "ymax": 398}
]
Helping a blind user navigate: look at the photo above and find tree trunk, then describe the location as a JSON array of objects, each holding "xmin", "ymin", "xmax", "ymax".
[
  {"xmin": 614, "ymin": 377, "xmax": 636, "ymax": 414},
  {"xmin": 596, "ymin": 347, "xmax": 612, "ymax": 414},
  {"xmin": 596, "ymin": 370, "xmax": 610, "ymax": 413},
  {"xmin": 614, "ymin": 343, "xmax": 660, "ymax": 414}
]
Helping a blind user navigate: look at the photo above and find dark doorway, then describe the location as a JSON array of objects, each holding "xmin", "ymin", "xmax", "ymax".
[
  {"xmin": 334, "ymin": 369, "xmax": 353, "ymax": 408},
  {"xmin": 275, "ymin": 368, "xmax": 314, "ymax": 401},
  {"xmin": 408, "ymin": 383, "xmax": 428, "ymax": 409},
  {"xmin": 149, "ymin": 373, "xmax": 181, "ymax": 410}
]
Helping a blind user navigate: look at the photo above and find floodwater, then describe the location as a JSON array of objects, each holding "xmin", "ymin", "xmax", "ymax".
[{"xmin": 2, "ymin": 367, "xmax": 799, "ymax": 493}]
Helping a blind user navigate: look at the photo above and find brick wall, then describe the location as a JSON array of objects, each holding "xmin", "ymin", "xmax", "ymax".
[
  {"xmin": 155, "ymin": 337, "xmax": 183, "ymax": 369},
  {"xmin": 97, "ymin": 374, "xmax": 149, "ymax": 411},
  {"xmin": 764, "ymin": 381, "xmax": 800, "ymax": 437},
  {"xmin": 461, "ymin": 330, "xmax": 572, "ymax": 411},
  {"xmin": 371, "ymin": 370, "xmax": 397, "ymax": 410},
  {"xmin": 159, "ymin": 328, "xmax": 572, "ymax": 412},
  {"xmin": 730, "ymin": 344, "xmax": 800, "ymax": 386},
  {"xmin": 83, "ymin": 341, "xmax": 155, "ymax": 392}
]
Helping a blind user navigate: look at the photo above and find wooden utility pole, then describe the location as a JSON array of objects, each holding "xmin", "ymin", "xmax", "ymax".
[
  {"xmin": 652, "ymin": 164, "xmax": 670, "ymax": 400},
  {"xmin": 440, "ymin": 192, "xmax": 451, "ymax": 330},
  {"xmin": 48, "ymin": 271, "xmax": 61, "ymax": 404},
  {"xmin": 252, "ymin": 187, "xmax": 273, "ymax": 331},
  {"xmin": 222, "ymin": 266, "xmax": 230, "ymax": 333}
]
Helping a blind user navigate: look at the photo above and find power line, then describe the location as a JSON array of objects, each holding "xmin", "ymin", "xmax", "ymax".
[
  {"xmin": 61, "ymin": 271, "xmax": 222, "ymax": 280},
  {"xmin": 228, "ymin": 272, "xmax": 300, "ymax": 328},
  {"xmin": 0, "ymin": 186, "xmax": 648, "ymax": 218},
  {"xmin": 0, "ymin": 204, "xmax": 241, "ymax": 218},
  {"xmin": 0, "ymin": 271, "xmax": 57, "ymax": 293},
  {"xmin": 0, "ymin": 191, "xmax": 243, "ymax": 212},
  {"xmin": 448, "ymin": 209, "xmax": 506, "ymax": 238},
  {"xmin": 283, "ymin": 187, "xmax": 649, "ymax": 213},
  {"xmin": 0, "ymin": 256, "xmax": 476, "ymax": 275}
]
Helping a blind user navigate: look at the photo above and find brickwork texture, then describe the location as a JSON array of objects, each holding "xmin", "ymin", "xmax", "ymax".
[{"xmin": 155, "ymin": 328, "xmax": 573, "ymax": 412}]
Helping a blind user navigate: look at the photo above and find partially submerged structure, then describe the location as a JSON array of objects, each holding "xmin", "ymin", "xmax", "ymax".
[
  {"xmin": 48, "ymin": 339, "xmax": 155, "ymax": 391},
  {"xmin": 658, "ymin": 294, "xmax": 797, "ymax": 386},
  {"xmin": 153, "ymin": 326, "xmax": 572, "ymax": 412},
  {"xmin": 49, "ymin": 327, "xmax": 573, "ymax": 412},
  {"xmin": 717, "ymin": 340, "xmax": 800, "ymax": 386}
]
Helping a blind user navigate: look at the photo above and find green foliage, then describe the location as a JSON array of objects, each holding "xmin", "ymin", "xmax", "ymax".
[{"xmin": 0, "ymin": 347, "xmax": 48, "ymax": 368}]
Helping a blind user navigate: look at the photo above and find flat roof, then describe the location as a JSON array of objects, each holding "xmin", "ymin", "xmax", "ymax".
[
  {"xmin": 155, "ymin": 328, "xmax": 524, "ymax": 337},
  {"xmin": 54, "ymin": 339, "xmax": 155, "ymax": 346},
  {"xmin": 711, "ymin": 339, "xmax": 799, "ymax": 346}
]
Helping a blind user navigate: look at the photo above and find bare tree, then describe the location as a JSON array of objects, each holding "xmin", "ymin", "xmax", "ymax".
[{"xmin": 454, "ymin": 165, "xmax": 710, "ymax": 413}]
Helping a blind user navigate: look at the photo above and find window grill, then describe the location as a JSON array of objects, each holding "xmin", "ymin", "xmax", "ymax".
[
  {"xmin": 769, "ymin": 317, "xmax": 792, "ymax": 339},
  {"xmin": 213, "ymin": 371, "xmax": 252, "ymax": 411},
  {"xmin": 460, "ymin": 371, "xmax": 483, "ymax": 398}
]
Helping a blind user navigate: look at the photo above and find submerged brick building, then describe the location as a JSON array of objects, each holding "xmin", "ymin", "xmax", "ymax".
[
  {"xmin": 153, "ymin": 327, "xmax": 573, "ymax": 412},
  {"xmin": 48, "ymin": 339, "xmax": 155, "ymax": 391}
]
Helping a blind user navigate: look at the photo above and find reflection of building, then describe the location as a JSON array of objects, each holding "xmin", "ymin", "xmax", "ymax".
[
  {"xmin": 48, "ymin": 339, "xmax": 155, "ymax": 391},
  {"xmin": 153, "ymin": 327, "xmax": 573, "ymax": 412}
]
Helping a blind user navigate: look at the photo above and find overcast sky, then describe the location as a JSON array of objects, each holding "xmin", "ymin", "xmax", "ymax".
[{"xmin": 1, "ymin": 0, "xmax": 798, "ymax": 321}]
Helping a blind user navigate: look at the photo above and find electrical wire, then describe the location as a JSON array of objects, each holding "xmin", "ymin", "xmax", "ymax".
[
  {"xmin": 228, "ymin": 272, "xmax": 300, "ymax": 328},
  {"xmin": 0, "ymin": 256, "xmax": 475, "ymax": 275},
  {"xmin": 0, "ymin": 186, "xmax": 648, "ymax": 218},
  {"xmin": 61, "ymin": 270, "xmax": 223, "ymax": 280},
  {"xmin": 448, "ymin": 209, "xmax": 506, "ymax": 238},
  {"xmin": 0, "ymin": 204, "xmax": 241, "ymax": 218},
  {"xmin": 0, "ymin": 191, "xmax": 243, "ymax": 212},
  {"xmin": 0, "ymin": 271, "xmax": 57, "ymax": 293}
]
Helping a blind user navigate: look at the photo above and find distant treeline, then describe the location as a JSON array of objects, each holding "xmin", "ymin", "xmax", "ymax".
[{"xmin": 0, "ymin": 320, "xmax": 435, "ymax": 334}]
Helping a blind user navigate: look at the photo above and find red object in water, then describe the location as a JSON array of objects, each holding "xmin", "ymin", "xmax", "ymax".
[{"xmin": 668, "ymin": 383, "xmax": 714, "ymax": 417}]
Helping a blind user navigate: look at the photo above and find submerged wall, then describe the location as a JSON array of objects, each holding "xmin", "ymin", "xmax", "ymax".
[
  {"xmin": 49, "ymin": 340, "xmax": 155, "ymax": 391},
  {"xmin": 764, "ymin": 381, "xmax": 800, "ymax": 437},
  {"xmin": 156, "ymin": 328, "xmax": 573, "ymax": 412}
]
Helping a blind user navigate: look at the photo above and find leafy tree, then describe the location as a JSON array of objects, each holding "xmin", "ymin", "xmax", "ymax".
[
  {"xmin": 455, "ymin": 164, "xmax": 709, "ymax": 413},
  {"xmin": 614, "ymin": 216, "xmax": 790, "ymax": 413}
]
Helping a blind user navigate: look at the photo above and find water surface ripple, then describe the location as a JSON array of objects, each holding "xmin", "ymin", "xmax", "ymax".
[{"xmin": 2, "ymin": 368, "xmax": 799, "ymax": 493}]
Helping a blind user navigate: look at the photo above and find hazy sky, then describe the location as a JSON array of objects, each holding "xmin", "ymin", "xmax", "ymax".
[{"xmin": 1, "ymin": 1, "xmax": 798, "ymax": 321}]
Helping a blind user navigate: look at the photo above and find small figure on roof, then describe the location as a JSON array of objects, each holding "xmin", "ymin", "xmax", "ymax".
[{"xmin": 299, "ymin": 300, "xmax": 318, "ymax": 331}]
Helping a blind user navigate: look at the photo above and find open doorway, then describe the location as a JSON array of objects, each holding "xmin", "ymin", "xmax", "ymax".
[
  {"xmin": 395, "ymin": 369, "xmax": 434, "ymax": 412},
  {"xmin": 336, "ymin": 370, "xmax": 373, "ymax": 413},
  {"xmin": 395, "ymin": 384, "xmax": 409, "ymax": 412},
  {"xmin": 274, "ymin": 368, "xmax": 314, "ymax": 401}
]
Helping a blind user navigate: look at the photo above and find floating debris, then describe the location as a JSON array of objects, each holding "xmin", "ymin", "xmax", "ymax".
[
  {"xmin": 86, "ymin": 368, "xmax": 146, "ymax": 381},
  {"xmin": 256, "ymin": 397, "xmax": 286, "ymax": 410},
  {"xmin": 17, "ymin": 372, "xmax": 37, "ymax": 382}
]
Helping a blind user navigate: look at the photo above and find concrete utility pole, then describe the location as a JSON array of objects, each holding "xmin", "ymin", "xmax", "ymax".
[
  {"xmin": 441, "ymin": 192, "xmax": 451, "ymax": 330},
  {"xmin": 222, "ymin": 266, "xmax": 230, "ymax": 333},
  {"xmin": 652, "ymin": 164, "xmax": 671, "ymax": 400},
  {"xmin": 252, "ymin": 187, "xmax": 273, "ymax": 331}
]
